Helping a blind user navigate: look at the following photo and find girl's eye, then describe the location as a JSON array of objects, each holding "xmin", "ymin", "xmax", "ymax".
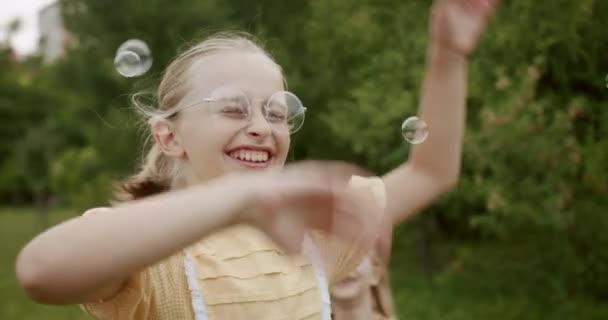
[
  {"xmin": 265, "ymin": 104, "xmax": 288, "ymax": 122},
  {"xmin": 267, "ymin": 110, "xmax": 287, "ymax": 122},
  {"xmin": 222, "ymin": 105, "xmax": 247, "ymax": 114},
  {"xmin": 217, "ymin": 100, "xmax": 249, "ymax": 118}
]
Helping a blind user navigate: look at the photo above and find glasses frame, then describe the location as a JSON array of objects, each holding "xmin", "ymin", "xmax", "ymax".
[{"xmin": 163, "ymin": 88, "xmax": 307, "ymax": 134}]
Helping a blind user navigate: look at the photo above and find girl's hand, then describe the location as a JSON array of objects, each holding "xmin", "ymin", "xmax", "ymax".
[
  {"xmin": 238, "ymin": 161, "xmax": 382, "ymax": 255},
  {"xmin": 430, "ymin": 0, "xmax": 500, "ymax": 56}
]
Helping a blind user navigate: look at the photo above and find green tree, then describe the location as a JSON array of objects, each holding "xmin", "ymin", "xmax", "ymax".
[{"xmin": 1, "ymin": 0, "xmax": 606, "ymax": 302}]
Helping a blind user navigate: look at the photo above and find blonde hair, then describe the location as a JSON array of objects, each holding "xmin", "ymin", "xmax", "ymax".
[{"xmin": 115, "ymin": 31, "xmax": 284, "ymax": 201}]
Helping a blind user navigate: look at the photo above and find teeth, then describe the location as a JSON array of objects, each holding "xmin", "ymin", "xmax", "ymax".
[{"xmin": 229, "ymin": 150, "xmax": 270, "ymax": 162}]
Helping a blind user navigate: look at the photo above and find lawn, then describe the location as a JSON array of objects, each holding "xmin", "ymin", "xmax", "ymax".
[
  {"xmin": 389, "ymin": 225, "xmax": 608, "ymax": 320},
  {"xmin": 0, "ymin": 207, "xmax": 86, "ymax": 320},
  {"xmin": 2, "ymin": 207, "xmax": 607, "ymax": 319}
]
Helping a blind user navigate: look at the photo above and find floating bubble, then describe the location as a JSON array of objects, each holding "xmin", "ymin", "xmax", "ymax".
[
  {"xmin": 401, "ymin": 116, "xmax": 429, "ymax": 144},
  {"xmin": 114, "ymin": 39, "xmax": 152, "ymax": 77},
  {"xmin": 605, "ymin": 73, "xmax": 608, "ymax": 88}
]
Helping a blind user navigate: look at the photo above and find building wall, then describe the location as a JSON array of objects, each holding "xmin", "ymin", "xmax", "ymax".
[{"xmin": 38, "ymin": 2, "xmax": 69, "ymax": 63}]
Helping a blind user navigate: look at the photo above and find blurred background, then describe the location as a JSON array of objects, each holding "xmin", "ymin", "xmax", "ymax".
[{"xmin": 1, "ymin": 0, "xmax": 607, "ymax": 319}]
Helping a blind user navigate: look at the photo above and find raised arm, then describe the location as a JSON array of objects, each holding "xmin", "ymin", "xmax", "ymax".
[{"xmin": 383, "ymin": 0, "xmax": 500, "ymax": 224}]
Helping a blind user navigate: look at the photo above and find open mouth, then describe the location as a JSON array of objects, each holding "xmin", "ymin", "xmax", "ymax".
[{"xmin": 227, "ymin": 149, "xmax": 273, "ymax": 168}]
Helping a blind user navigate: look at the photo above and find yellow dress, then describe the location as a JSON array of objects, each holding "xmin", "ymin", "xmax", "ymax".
[{"xmin": 81, "ymin": 176, "xmax": 386, "ymax": 320}]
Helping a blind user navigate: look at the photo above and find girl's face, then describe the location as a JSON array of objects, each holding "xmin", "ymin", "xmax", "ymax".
[{"xmin": 169, "ymin": 52, "xmax": 291, "ymax": 182}]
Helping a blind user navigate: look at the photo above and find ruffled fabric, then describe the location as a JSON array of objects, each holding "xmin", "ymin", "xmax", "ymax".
[{"xmin": 184, "ymin": 225, "xmax": 330, "ymax": 320}]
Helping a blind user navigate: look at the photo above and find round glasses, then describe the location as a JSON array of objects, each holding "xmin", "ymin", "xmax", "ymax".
[{"xmin": 165, "ymin": 86, "xmax": 307, "ymax": 134}]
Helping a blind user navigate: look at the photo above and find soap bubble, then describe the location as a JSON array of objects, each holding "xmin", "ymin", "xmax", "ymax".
[
  {"xmin": 114, "ymin": 39, "xmax": 152, "ymax": 77},
  {"xmin": 401, "ymin": 116, "xmax": 429, "ymax": 144}
]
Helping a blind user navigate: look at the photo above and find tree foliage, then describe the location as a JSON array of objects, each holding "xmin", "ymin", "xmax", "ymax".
[{"xmin": 1, "ymin": 0, "xmax": 606, "ymax": 300}]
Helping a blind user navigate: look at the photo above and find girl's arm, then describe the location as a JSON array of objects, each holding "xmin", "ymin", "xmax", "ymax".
[
  {"xmin": 15, "ymin": 162, "xmax": 358, "ymax": 305},
  {"xmin": 383, "ymin": 0, "xmax": 498, "ymax": 223},
  {"xmin": 15, "ymin": 175, "xmax": 255, "ymax": 305},
  {"xmin": 383, "ymin": 0, "xmax": 500, "ymax": 225}
]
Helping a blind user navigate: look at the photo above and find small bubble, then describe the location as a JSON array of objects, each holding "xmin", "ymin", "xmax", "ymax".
[
  {"xmin": 114, "ymin": 39, "xmax": 152, "ymax": 78},
  {"xmin": 401, "ymin": 116, "xmax": 429, "ymax": 144},
  {"xmin": 605, "ymin": 73, "xmax": 608, "ymax": 88}
]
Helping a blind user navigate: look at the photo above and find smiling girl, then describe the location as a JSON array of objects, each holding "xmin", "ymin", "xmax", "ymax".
[{"xmin": 16, "ymin": 1, "xmax": 499, "ymax": 319}]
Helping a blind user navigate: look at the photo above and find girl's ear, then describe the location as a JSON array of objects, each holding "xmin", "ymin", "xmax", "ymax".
[{"xmin": 149, "ymin": 116, "xmax": 186, "ymax": 159}]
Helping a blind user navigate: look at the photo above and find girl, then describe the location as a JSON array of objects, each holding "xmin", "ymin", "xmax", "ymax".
[
  {"xmin": 16, "ymin": 0, "xmax": 499, "ymax": 319},
  {"xmin": 330, "ymin": 224, "xmax": 397, "ymax": 320}
]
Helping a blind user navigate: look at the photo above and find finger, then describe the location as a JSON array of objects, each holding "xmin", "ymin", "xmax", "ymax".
[
  {"xmin": 455, "ymin": 0, "xmax": 495, "ymax": 16},
  {"xmin": 483, "ymin": 0, "xmax": 500, "ymax": 10},
  {"xmin": 276, "ymin": 160, "xmax": 376, "ymax": 234},
  {"xmin": 345, "ymin": 184, "xmax": 385, "ymax": 239},
  {"xmin": 269, "ymin": 214, "xmax": 307, "ymax": 254},
  {"xmin": 474, "ymin": 0, "xmax": 500, "ymax": 16},
  {"xmin": 283, "ymin": 160, "xmax": 371, "ymax": 189},
  {"xmin": 270, "ymin": 180, "xmax": 337, "ymax": 231},
  {"xmin": 331, "ymin": 190, "xmax": 383, "ymax": 246},
  {"xmin": 292, "ymin": 189, "xmax": 336, "ymax": 231}
]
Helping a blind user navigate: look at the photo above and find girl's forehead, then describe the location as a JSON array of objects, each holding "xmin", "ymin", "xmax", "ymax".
[{"xmin": 183, "ymin": 52, "xmax": 284, "ymax": 103}]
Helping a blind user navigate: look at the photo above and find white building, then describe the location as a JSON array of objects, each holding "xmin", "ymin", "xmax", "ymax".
[{"xmin": 38, "ymin": 2, "xmax": 71, "ymax": 63}]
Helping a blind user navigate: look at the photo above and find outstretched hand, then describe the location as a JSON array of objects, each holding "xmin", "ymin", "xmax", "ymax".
[
  {"xmin": 430, "ymin": 0, "xmax": 500, "ymax": 56},
  {"xmin": 239, "ymin": 161, "xmax": 383, "ymax": 256}
]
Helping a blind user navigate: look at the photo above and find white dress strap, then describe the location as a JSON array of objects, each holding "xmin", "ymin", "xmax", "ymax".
[
  {"xmin": 184, "ymin": 254, "xmax": 208, "ymax": 320},
  {"xmin": 302, "ymin": 235, "xmax": 332, "ymax": 320}
]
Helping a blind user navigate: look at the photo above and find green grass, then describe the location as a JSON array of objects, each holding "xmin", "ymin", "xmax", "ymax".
[
  {"xmin": 0, "ymin": 207, "xmax": 86, "ymax": 320},
  {"xmin": 389, "ymin": 227, "xmax": 608, "ymax": 320},
  {"xmin": 2, "ymin": 207, "xmax": 607, "ymax": 319}
]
